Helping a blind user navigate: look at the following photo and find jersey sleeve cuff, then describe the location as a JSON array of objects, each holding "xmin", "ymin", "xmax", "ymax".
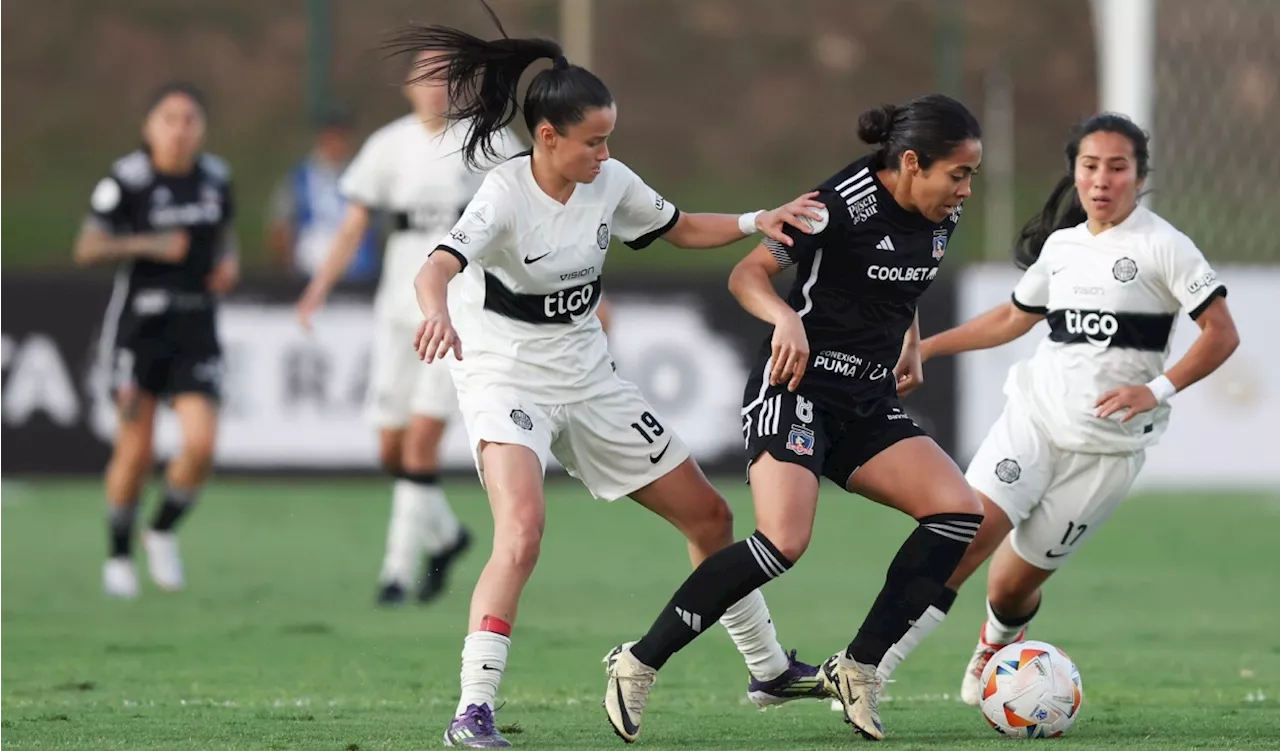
[
  {"xmin": 1188, "ymin": 285, "xmax": 1226, "ymax": 320},
  {"xmin": 431, "ymin": 245, "xmax": 469, "ymax": 271},
  {"xmin": 624, "ymin": 207, "xmax": 681, "ymax": 250},
  {"xmin": 1010, "ymin": 292, "xmax": 1048, "ymax": 316}
]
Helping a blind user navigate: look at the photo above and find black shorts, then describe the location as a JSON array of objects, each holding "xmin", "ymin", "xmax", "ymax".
[
  {"xmin": 112, "ymin": 345, "xmax": 222, "ymax": 402},
  {"xmin": 741, "ymin": 384, "xmax": 927, "ymax": 489}
]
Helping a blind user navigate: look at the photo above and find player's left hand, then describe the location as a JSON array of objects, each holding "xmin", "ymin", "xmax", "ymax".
[
  {"xmin": 894, "ymin": 343, "xmax": 924, "ymax": 397},
  {"xmin": 757, "ymin": 192, "xmax": 827, "ymax": 246},
  {"xmin": 1094, "ymin": 384, "xmax": 1158, "ymax": 422},
  {"xmin": 206, "ymin": 258, "xmax": 239, "ymax": 295}
]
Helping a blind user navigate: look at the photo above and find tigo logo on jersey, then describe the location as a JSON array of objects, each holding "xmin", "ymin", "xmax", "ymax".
[
  {"xmin": 1063, "ymin": 309, "xmax": 1119, "ymax": 347},
  {"xmin": 785, "ymin": 425, "xmax": 815, "ymax": 456},
  {"xmin": 543, "ymin": 282, "xmax": 597, "ymax": 320},
  {"xmin": 450, "ymin": 229, "xmax": 471, "ymax": 245},
  {"xmin": 932, "ymin": 229, "xmax": 948, "ymax": 260}
]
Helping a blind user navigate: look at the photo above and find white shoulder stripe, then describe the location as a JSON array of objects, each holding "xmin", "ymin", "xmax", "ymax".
[
  {"xmin": 833, "ymin": 167, "xmax": 870, "ymax": 193},
  {"xmin": 112, "ymin": 150, "xmax": 152, "ymax": 188},
  {"xmin": 199, "ymin": 153, "xmax": 232, "ymax": 183}
]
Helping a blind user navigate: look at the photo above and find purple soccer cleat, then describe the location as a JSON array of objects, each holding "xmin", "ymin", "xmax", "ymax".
[
  {"xmin": 746, "ymin": 649, "xmax": 831, "ymax": 709},
  {"xmin": 443, "ymin": 703, "xmax": 511, "ymax": 748}
]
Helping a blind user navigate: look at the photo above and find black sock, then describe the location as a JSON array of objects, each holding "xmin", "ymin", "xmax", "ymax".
[
  {"xmin": 630, "ymin": 531, "xmax": 792, "ymax": 671},
  {"xmin": 108, "ymin": 504, "xmax": 137, "ymax": 558},
  {"xmin": 990, "ymin": 597, "xmax": 1040, "ymax": 628},
  {"xmin": 846, "ymin": 512, "xmax": 982, "ymax": 665},
  {"xmin": 400, "ymin": 471, "xmax": 439, "ymax": 486},
  {"xmin": 150, "ymin": 484, "xmax": 198, "ymax": 532},
  {"xmin": 935, "ymin": 586, "xmax": 959, "ymax": 614}
]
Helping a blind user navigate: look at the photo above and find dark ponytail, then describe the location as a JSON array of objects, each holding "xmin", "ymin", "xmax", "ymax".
[
  {"xmin": 384, "ymin": 0, "xmax": 612, "ymax": 170},
  {"xmin": 1013, "ymin": 112, "xmax": 1151, "ymax": 269},
  {"xmin": 856, "ymin": 94, "xmax": 980, "ymax": 170}
]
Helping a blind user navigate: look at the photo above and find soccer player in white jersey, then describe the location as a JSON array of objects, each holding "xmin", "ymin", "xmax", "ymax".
[
  {"xmin": 295, "ymin": 51, "xmax": 520, "ymax": 605},
  {"xmin": 879, "ymin": 113, "xmax": 1240, "ymax": 704},
  {"xmin": 385, "ymin": 8, "xmax": 831, "ymax": 747}
]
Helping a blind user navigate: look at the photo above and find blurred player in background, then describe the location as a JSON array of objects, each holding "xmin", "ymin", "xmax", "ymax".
[
  {"xmin": 878, "ymin": 113, "xmax": 1240, "ymax": 703},
  {"xmin": 267, "ymin": 107, "xmax": 381, "ymax": 282},
  {"xmin": 390, "ymin": 6, "xmax": 830, "ymax": 745},
  {"xmin": 295, "ymin": 51, "xmax": 524, "ymax": 606},
  {"xmin": 73, "ymin": 83, "xmax": 239, "ymax": 599},
  {"xmin": 610, "ymin": 95, "xmax": 986, "ymax": 742}
]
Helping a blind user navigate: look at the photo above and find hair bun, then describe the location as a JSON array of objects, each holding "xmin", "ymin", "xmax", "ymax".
[{"xmin": 857, "ymin": 104, "xmax": 898, "ymax": 145}]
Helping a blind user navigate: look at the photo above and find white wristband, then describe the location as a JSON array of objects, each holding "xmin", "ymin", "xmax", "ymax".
[
  {"xmin": 1146, "ymin": 374, "xmax": 1177, "ymax": 404},
  {"xmin": 738, "ymin": 210, "xmax": 763, "ymax": 236}
]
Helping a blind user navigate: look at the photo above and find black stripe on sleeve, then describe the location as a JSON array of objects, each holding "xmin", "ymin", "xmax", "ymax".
[
  {"xmin": 625, "ymin": 208, "xmax": 681, "ymax": 250},
  {"xmin": 1188, "ymin": 285, "xmax": 1226, "ymax": 321},
  {"xmin": 1011, "ymin": 291, "xmax": 1048, "ymax": 316},
  {"xmin": 430, "ymin": 245, "xmax": 469, "ymax": 271}
]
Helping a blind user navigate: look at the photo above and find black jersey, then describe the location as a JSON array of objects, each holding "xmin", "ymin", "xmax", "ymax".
[
  {"xmin": 751, "ymin": 152, "xmax": 961, "ymax": 416},
  {"xmin": 87, "ymin": 149, "xmax": 235, "ymax": 353}
]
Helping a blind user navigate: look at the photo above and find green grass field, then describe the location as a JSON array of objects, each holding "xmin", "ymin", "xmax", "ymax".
[{"xmin": 3, "ymin": 479, "xmax": 1278, "ymax": 750}]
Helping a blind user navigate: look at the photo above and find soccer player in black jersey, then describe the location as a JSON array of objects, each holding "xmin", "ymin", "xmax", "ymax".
[
  {"xmin": 73, "ymin": 83, "xmax": 238, "ymax": 599},
  {"xmin": 604, "ymin": 95, "xmax": 984, "ymax": 742}
]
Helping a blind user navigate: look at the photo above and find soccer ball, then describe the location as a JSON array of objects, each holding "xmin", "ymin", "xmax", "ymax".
[{"xmin": 979, "ymin": 640, "xmax": 1083, "ymax": 738}]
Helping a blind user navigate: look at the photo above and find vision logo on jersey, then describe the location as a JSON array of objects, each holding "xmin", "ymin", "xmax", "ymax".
[
  {"xmin": 932, "ymin": 229, "xmax": 948, "ymax": 260},
  {"xmin": 785, "ymin": 425, "xmax": 815, "ymax": 456},
  {"xmin": 1112, "ymin": 257, "xmax": 1138, "ymax": 282},
  {"xmin": 596, "ymin": 223, "xmax": 610, "ymax": 250}
]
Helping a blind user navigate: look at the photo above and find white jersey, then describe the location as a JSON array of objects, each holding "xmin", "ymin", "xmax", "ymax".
[
  {"xmin": 340, "ymin": 115, "xmax": 519, "ymax": 323},
  {"xmin": 1006, "ymin": 206, "xmax": 1225, "ymax": 453},
  {"xmin": 435, "ymin": 155, "xmax": 679, "ymax": 403}
]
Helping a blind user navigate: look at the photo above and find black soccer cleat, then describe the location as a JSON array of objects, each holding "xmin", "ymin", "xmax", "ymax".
[
  {"xmin": 376, "ymin": 581, "xmax": 407, "ymax": 607},
  {"xmin": 418, "ymin": 527, "xmax": 472, "ymax": 604}
]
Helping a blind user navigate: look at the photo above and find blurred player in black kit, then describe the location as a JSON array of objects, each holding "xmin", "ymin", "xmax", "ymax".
[{"xmin": 73, "ymin": 82, "xmax": 238, "ymax": 599}]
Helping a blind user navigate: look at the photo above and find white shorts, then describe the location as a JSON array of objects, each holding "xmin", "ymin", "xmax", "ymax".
[
  {"xmin": 365, "ymin": 319, "xmax": 457, "ymax": 428},
  {"xmin": 456, "ymin": 375, "xmax": 691, "ymax": 501},
  {"xmin": 967, "ymin": 399, "xmax": 1145, "ymax": 570}
]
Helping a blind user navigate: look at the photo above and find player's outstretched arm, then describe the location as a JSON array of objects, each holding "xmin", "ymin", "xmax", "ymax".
[
  {"xmin": 412, "ymin": 250, "xmax": 464, "ymax": 363},
  {"xmin": 662, "ymin": 193, "xmax": 825, "ymax": 250},
  {"xmin": 920, "ymin": 301, "xmax": 1042, "ymax": 361},
  {"xmin": 72, "ymin": 220, "xmax": 188, "ymax": 267},
  {"xmin": 296, "ymin": 203, "xmax": 373, "ymax": 329},
  {"xmin": 729, "ymin": 243, "xmax": 809, "ymax": 392}
]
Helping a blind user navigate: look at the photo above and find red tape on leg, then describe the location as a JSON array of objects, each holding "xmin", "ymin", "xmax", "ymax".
[{"xmin": 479, "ymin": 615, "xmax": 512, "ymax": 637}]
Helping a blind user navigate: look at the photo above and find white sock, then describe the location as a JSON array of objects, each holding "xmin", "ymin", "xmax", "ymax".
[
  {"xmin": 983, "ymin": 599, "xmax": 1030, "ymax": 645},
  {"xmin": 418, "ymin": 483, "xmax": 462, "ymax": 556},
  {"xmin": 379, "ymin": 480, "xmax": 427, "ymax": 585},
  {"xmin": 456, "ymin": 630, "xmax": 511, "ymax": 716},
  {"xmin": 720, "ymin": 589, "xmax": 790, "ymax": 681},
  {"xmin": 877, "ymin": 605, "xmax": 947, "ymax": 681}
]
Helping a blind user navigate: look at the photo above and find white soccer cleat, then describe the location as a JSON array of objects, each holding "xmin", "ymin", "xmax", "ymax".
[
  {"xmin": 822, "ymin": 652, "xmax": 885, "ymax": 741},
  {"xmin": 960, "ymin": 625, "xmax": 1026, "ymax": 706},
  {"xmin": 602, "ymin": 642, "xmax": 656, "ymax": 743},
  {"xmin": 102, "ymin": 557, "xmax": 140, "ymax": 599},
  {"xmin": 143, "ymin": 530, "xmax": 185, "ymax": 591}
]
